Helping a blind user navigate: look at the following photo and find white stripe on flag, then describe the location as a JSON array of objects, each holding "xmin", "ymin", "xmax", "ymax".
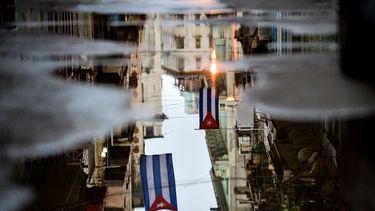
[
  {"xmin": 159, "ymin": 155, "xmax": 171, "ymax": 203},
  {"xmin": 203, "ymin": 88, "xmax": 207, "ymax": 117},
  {"xmin": 211, "ymin": 88, "xmax": 216, "ymax": 119},
  {"xmin": 146, "ymin": 156, "xmax": 156, "ymax": 204}
]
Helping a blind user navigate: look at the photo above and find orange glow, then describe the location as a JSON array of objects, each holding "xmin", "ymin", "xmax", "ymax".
[
  {"xmin": 210, "ymin": 62, "xmax": 217, "ymax": 74},
  {"xmin": 210, "ymin": 49, "xmax": 217, "ymax": 75},
  {"xmin": 211, "ymin": 49, "xmax": 216, "ymax": 60}
]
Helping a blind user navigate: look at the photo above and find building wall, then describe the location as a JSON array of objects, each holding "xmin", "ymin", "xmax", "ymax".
[
  {"xmin": 161, "ymin": 13, "xmax": 211, "ymax": 72},
  {"xmin": 131, "ymin": 14, "xmax": 165, "ymax": 208}
]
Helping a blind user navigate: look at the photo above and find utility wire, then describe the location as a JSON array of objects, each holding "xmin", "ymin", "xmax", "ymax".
[{"xmin": 49, "ymin": 175, "xmax": 286, "ymax": 210}]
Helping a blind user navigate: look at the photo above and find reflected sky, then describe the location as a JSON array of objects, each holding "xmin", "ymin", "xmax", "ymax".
[{"xmin": 144, "ymin": 75, "xmax": 217, "ymax": 211}]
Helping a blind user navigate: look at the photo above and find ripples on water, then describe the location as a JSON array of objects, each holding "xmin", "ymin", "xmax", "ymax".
[
  {"xmin": 0, "ymin": 59, "xmax": 149, "ymax": 209},
  {"xmin": 222, "ymin": 53, "xmax": 375, "ymax": 120},
  {"xmin": 0, "ymin": 31, "xmax": 135, "ymax": 56},
  {"xmin": 0, "ymin": 13, "xmax": 147, "ymax": 209},
  {"xmin": 0, "ymin": 60, "xmax": 151, "ymax": 157}
]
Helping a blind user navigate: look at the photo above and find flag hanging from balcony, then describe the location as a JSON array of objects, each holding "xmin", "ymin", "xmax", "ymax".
[
  {"xmin": 140, "ymin": 154, "xmax": 178, "ymax": 211},
  {"xmin": 199, "ymin": 87, "xmax": 219, "ymax": 129}
]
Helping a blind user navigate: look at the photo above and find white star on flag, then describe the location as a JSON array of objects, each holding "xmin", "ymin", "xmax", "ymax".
[
  {"xmin": 157, "ymin": 202, "xmax": 165, "ymax": 208},
  {"xmin": 140, "ymin": 154, "xmax": 178, "ymax": 211}
]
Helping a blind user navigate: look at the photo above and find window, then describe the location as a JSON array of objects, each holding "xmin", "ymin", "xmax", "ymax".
[
  {"xmin": 177, "ymin": 57, "xmax": 185, "ymax": 70},
  {"xmin": 175, "ymin": 37, "xmax": 184, "ymax": 49},
  {"xmin": 177, "ymin": 14, "xmax": 184, "ymax": 20},
  {"xmin": 195, "ymin": 36, "xmax": 201, "ymax": 49},
  {"xmin": 195, "ymin": 14, "xmax": 200, "ymax": 26},
  {"xmin": 145, "ymin": 126, "xmax": 154, "ymax": 138},
  {"xmin": 195, "ymin": 57, "xmax": 201, "ymax": 70}
]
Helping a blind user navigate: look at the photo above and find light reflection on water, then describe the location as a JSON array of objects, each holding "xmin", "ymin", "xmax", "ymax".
[{"xmin": 1, "ymin": 0, "xmax": 374, "ymax": 210}]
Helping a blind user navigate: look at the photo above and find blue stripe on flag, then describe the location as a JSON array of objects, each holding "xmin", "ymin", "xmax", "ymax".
[
  {"xmin": 207, "ymin": 87, "xmax": 211, "ymax": 113},
  {"xmin": 199, "ymin": 88, "xmax": 203, "ymax": 128},
  {"xmin": 140, "ymin": 155, "xmax": 150, "ymax": 211},
  {"xmin": 166, "ymin": 154, "xmax": 178, "ymax": 209},
  {"xmin": 153, "ymin": 155, "xmax": 162, "ymax": 198},
  {"xmin": 215, "ymin": 89, "xmax": 219, "ymax": 126}
]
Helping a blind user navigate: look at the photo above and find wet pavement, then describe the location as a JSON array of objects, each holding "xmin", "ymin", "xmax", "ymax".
[{"xmin": 1, "ymin": 0, "xmax": 375, "ymax": 210}]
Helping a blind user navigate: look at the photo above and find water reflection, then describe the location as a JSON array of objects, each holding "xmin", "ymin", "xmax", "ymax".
[
  {"xmin": 0, "ymin": 30, "xmax": 135, "ymax": 56},
  {"xmin": 1, "ymin": 0, "xmax": 375, "ymax": 211}
]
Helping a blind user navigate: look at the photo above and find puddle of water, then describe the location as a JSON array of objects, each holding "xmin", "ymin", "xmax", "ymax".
[
  {"xmin": 0, "ymin": 60, "xmax": 151, "ymax": 157},
  {"xmin": 218, "ymin": 0, "xmax": 336, "ymax": 11},
  {"xmin": 2, "ymin": 1, "xmax": 372, "ymax": 210},
  {"xmin": 0, "ymin": 185, "xmax": 32, "ymax": 211},
  {"xmin": 28, "ymin": 0, "xmax": 228, "ymax": 14},
  {"xmin": 195, "ymin": 13, "xmax": 337, "ymax": 35},
  {"xmin": 105, "ymin": 11, "xmax": 337, "ymax": 36},
  {"xmin": 12, "ymin": 20, "xmax": 90, "ymax": 28},
  {"xmin": 267, "ymin": 41, "xmax": 338, "ymax": 51},
  {"xmin": 0, "ymin": 30, "xmax": 135, "ymax": 56},
  {"xmin": 222, "ymin": 53, "xmax": 375, "ymax": 120}
]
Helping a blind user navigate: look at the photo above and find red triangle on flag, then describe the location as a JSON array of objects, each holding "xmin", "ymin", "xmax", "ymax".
[
  {"xmin": 201, "ymin": 112, "xmax": 218, "ymax": 129},
  {"xmin": 150, "ymin": 195, "xmax": 176, "ymax": 211}
]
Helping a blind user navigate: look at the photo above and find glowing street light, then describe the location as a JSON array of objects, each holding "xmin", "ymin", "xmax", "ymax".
[
  {"xmin": 211, "ymin": 49, "xmax": 216, "ymax": 60},
  {"xmin": 210, "ymin": 49, "xmax": 218, "ymax": 75}
]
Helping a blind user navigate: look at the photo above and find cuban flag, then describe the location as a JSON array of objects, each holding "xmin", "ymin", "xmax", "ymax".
[
  {"xmin": 140, "ymin": 154, "xmax": 178, "ymax": 211},
  {"xmin": 199, "ymin": 87, "xmax": 219, "ymax": 129}
]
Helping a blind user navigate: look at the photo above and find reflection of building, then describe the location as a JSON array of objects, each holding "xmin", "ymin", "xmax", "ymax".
[
  {"xmin": 26, "ymin": 165, "xmax": 89, "ymax": 211},
  {"xmin": 252, "ymin": 113, "xmax": 340, "ymax": 209},
  {"xmin": 210, "ymin": 13, "xmax": 243, "ymax": 62},
  {"xmin": 12, "ymin": 3, "xmax": 151, "ymax": 210},
  {"xmin": 236, "ymin": 12, "xmax": 336, "ymax": 55},
  {"xmin": 161, "ymin": 13, "xmax": 211, "ymax": 74},
  {"xmin": 158, "ymin": 11, "xmax": 248, "ymax": 211},
  {"xmin": 131, "ymin": 14, "xmax": 166, "ymax": 209},
  {"xmin": 103, "ymin": 145, "xmax": 132, "ymax": 210},
  {"xmin": 233, "ymin": 18, "xmax": 341, "ymax": 209},
  {"xmin": 206, "ymin": 129, "xmax": 229, "ymax": 211},
  {"xmin": 178, "ymin": 14, "xmax": 250, "ymax": 211},
  {"xmin": 180, "ymin": 90, "xmax": 199, "ymax": 114},
  {"xmin": 0, "ymin": 0, "xmax": 16, "ymax": 29},
  {"xmin": 139, "ymin": 15, "xmax": 164, "ymax": 139},
  {"xmin": 176, "ymin": 75, "xmax": 202, "ymax": 92}
]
